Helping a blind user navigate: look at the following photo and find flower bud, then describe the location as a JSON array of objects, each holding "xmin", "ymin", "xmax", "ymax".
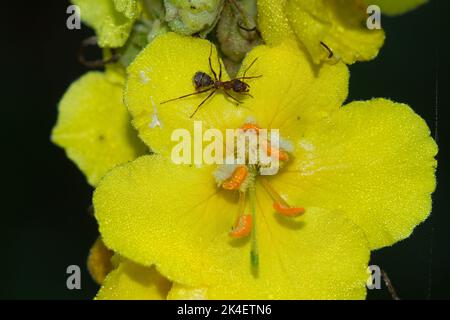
[{"xmin": 164, "ymin": 0, "xmax": 225, "ymax": 36}]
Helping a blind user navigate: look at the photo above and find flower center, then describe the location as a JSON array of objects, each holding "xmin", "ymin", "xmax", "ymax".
[{"xmin": 213, "ymin": 123, "xmax": 305, "ymax": 268}]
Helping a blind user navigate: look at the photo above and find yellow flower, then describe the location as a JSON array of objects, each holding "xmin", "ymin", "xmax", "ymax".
[
  {"xmin": 51, "ymin": 70, "xmax": 147, "ymax": 186},
  {"xmin": 257, "ymin": 0, "xmax": 428, "ymax": 64},
  {"xmin": 87, "ymin": 237, "xmax": 115, "ymax": 284},
  {"xmin": 257, "ymin": 0, "xmax": 384, "ymax": 64},
  {"xmin": 94, "ymin": 33, "xmax": 436, "ymax": 299},
  {"xmin": 96, "ymin": 257, "xmax": 172, "ymax": 299},
  {"xmin": 72, "ymin": 0, "xmax": 140, "ymax": 48},
  {"xmin": 367, "ymin": 0, "xmax": 428, "ymax": 16},
  {"xmin": 87, "ymin": 237, "xmax": 173, "ymax": 299}
]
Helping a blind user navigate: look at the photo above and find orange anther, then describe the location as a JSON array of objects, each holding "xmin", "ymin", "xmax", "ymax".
[
  {"xmin": 229, "ymin": 214, "xmax": 252, "ymax": 238},
  {"xmin": 273, "ymin": 202, "xmax": 305, "ymax": 217},
  {"xmin": 262, "ymin": 140, "xmax": 289, "ymax": 161},
  {"xmin": 222, "ymin": 166, "xmax": 248, "ymax": 190},
  {"xmin": 265, "ymin": 144, "xmax": 289, "ymax": 161},
  {"xmin": 241, "ymin": 123, "xmax": 260, "ymax": 133}
]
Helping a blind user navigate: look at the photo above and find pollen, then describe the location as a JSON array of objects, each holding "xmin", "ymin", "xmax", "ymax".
[
  {"xmin": 264, "ymin": 142, "xmax": 289, "ymax": 161},
  {"xmin": 241, "ymin": 123, "xmax": 260, "ymax": 133},
  {"xmin": 229, "ymin": 214, "xmax": 252, "ymax": 238},
  {"xmin": 222, "ymin": 166, "xmax": 248, "ymax": 190},
  {"xmin": 273, "ymin": 202, "xmax": 305, "ymax": 217}
]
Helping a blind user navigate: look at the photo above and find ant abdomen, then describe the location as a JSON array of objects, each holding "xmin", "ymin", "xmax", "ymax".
[
  {"xmin": 232, "ymin": 79, "xmax": 249, "ymax": 93},
  {"xmin": 193, "ymin": 71, "xmax": 214, "ymax": 90}
]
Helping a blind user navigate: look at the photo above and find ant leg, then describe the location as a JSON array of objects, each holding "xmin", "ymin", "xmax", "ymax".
[
  {"xmin": 217, "ymin": 48, "xmax": 222, "ymax": 81},
  {"xmin": 160, "ymin": 87, "xmax": 213, "ymax": 104},
  {"xmin": 224, "ymin": 91, "xmax": 242, "ymax": 105},
  {"xmin": 241, "ymin": 92, "xmax": 254, "ymax": 99},
  {"xmin": 208, "ymin": 44, "xmax": 218, "ymax": 81},
  {"xmin": 190, "ymin": 89, "xmax": 217, "ymax": 118},
  {"xmin": 242, "ymin": 57, "xmax": 258, "ymax": 78},
  {"xmin": 78, "ymin": 36, "xmax": 120, "ymax": 68}
]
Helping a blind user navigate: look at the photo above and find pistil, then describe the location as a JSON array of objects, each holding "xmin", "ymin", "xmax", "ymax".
[{"xmin": 248, "ymin": 182, "xmax": 259, "ymax": 269}]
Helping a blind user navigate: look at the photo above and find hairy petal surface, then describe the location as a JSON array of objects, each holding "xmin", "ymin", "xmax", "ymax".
[
  {"xmin": 274, "ymin": 99, "xmax": 438, "ymax": 249},
  {"xmin": 239, "ymin": 40, "xmax": 349, "ymax": 140},
  {"xmin": 125, "ymin": 33, "xmax": 246, "ymax": 155},
  {"xmin": 96, "ymin": 259, "xmax": 171, "ymax": 299},
  {"xmin": 72, "ymin": 0, "xmax": 140, "ymax": 47},
  {"xmin": 52, "ymin": 71, "xmax": 147, "ymax": 186},
  {"xmin": 95, "ymin": 155, "xmax": 370, "ymax": 299}
]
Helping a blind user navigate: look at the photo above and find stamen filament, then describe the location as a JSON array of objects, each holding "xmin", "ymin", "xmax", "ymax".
[
  {"xmin": 259, "ymin": 177, "xmax": 288, "ymax": 206},
  {"xmin": 238, "ymin": 191, "xmax": 246, "ymax": 216},
  {"xmin": 259, "ymin": 177, "xmax": 305, "ymax": 217},
  {"xmin": 229, "ymin": 191, "xmax": 250, "ymax": 238}
]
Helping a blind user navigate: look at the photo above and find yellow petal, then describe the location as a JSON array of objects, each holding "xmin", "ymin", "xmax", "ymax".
[
  {"xmin": 257, "ymin": 0, "xmax": 294, "ymax": 45},
  {"xmin": 239, "ymin": 40, "xmax": 349, "ymax": 140},
  {"xmin": 72, "ymin": 0, "xmax": 140, "ymax": 47},
  {"xmin": 96, "ymin": 259, "xmax": 171, "ymax": 300},
  {"xmin": 274, "ymin": 98, "xmax": 437, "ymax": 249},
  {"xmin": 94, "ymin": 154, "xmax": 236, "ymax": 286},
  {"xmin": 125, "ymin": 32, "xmax": 247, "ymax": 155},
  {"xmin": 52, "ymin": 71, "xmax": 147, "ymax": 186},
  {"xmin": 167, "ymin": 284, "xmax": 208, "ymax": 300},
  {"xmin": 196, "ymin": 188, "xmax": 370, "ymax": 299},
  {"xmin": 286, "ymin": 0, "xmax": 385, "ymax": 64},
  {"xmin": 95, "ymin": 155, "xmax": 370, "ymax": 299},
  {"xmin": 366, "ymin": 0, "xmax": 428, "ymax": 16},
  {"xmin": 258, "ymin": 0, "xmax": 385, "ymax": 64},
  {"xmin": 87, "ymin": 237, "xmax": 114, "ymax": 285}
]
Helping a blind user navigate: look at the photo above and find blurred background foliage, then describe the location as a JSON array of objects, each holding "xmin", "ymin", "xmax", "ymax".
[{"xmin": 0, "ymin": 0, "xmax": 448, "ymax": 299}]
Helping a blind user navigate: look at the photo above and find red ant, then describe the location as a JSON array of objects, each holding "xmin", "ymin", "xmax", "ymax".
[{"xmin": 160, "ymin": 45, "xmax": 261, "ymax": 118}]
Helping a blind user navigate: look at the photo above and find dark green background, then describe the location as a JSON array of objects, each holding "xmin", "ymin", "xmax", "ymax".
[{"xmin": 1, "ymin": 0, "xmax": 448, "ymax": 299}]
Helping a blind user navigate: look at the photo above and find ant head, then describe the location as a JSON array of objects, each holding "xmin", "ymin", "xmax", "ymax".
[
  {"xmin": 193, "ymin": 71, "xmax": 214, "ymax": 90},
  {"xmin": 232, "ymin": 79, "xmax": 249, "ymax": 93}
]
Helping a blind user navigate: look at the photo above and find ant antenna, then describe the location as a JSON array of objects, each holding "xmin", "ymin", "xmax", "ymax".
[
  {"xmin": 208, "ymin": 44, "xmax": 218, "ymax": 81},
  {"xmin": 78, "ymin": 36, "xmax": 120, "ymax": 68},
  {"xmin": 242, "ymin": 57, "xmax": 258, "ymax": 78},
  {"xmin": 320, "ymin": 41, "xmax": 334, "ymax": 59}
]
